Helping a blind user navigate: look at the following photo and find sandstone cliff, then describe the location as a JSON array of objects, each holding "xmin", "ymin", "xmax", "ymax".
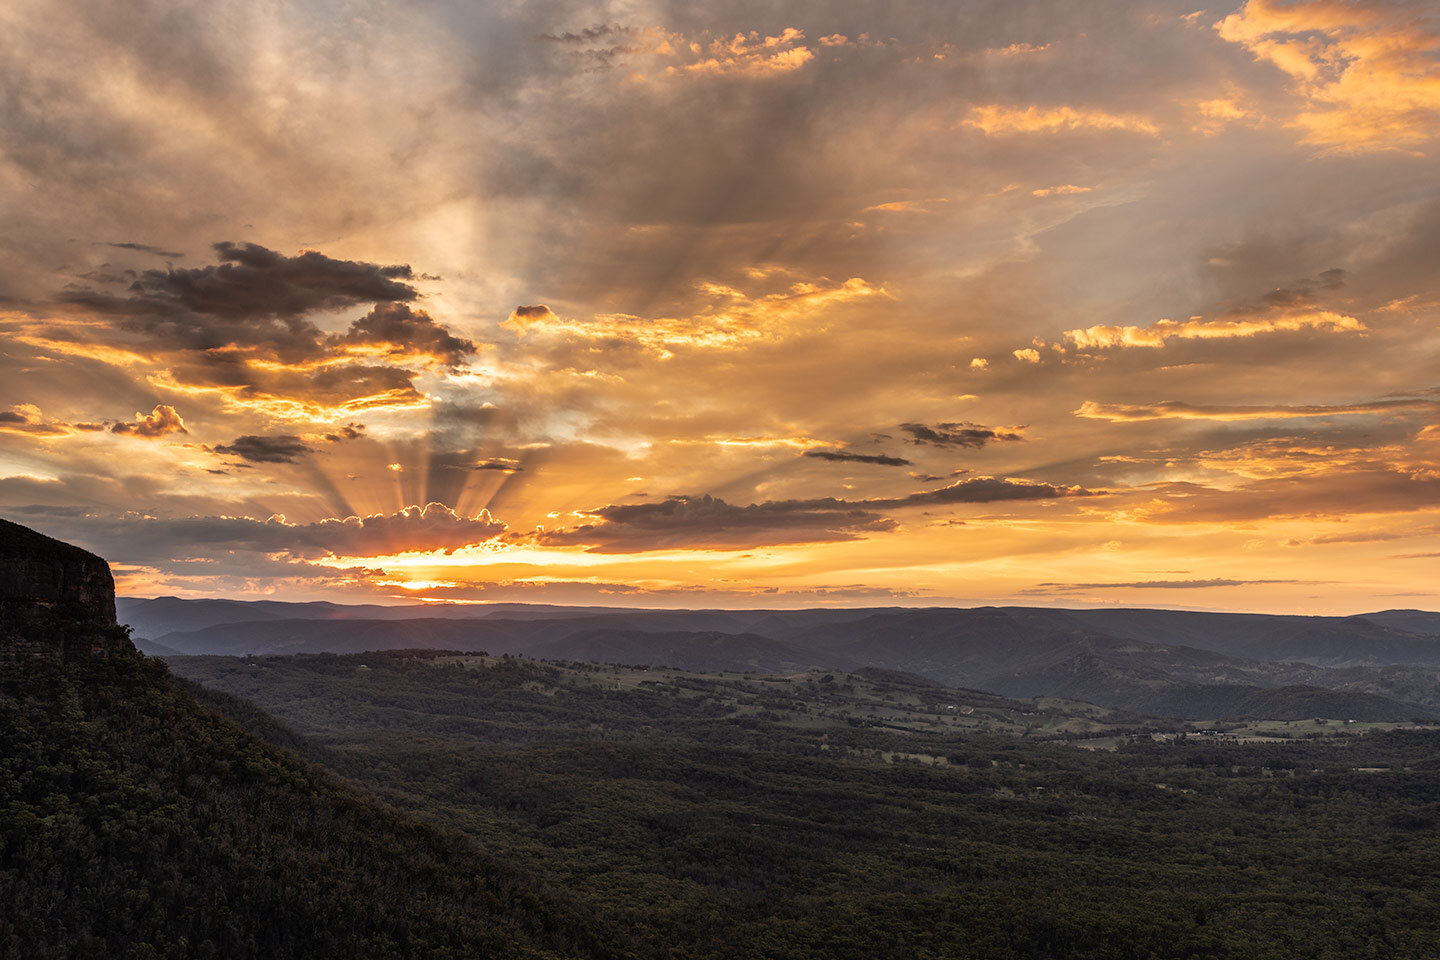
[{"xmin": 0, "ymin": 517, "xmax": 131, "ymax": 660}]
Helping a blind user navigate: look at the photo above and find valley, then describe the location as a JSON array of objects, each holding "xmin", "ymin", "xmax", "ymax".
[{"xmin": 169, "ymin": 648, "xmax": 1440, "ymax": 959}]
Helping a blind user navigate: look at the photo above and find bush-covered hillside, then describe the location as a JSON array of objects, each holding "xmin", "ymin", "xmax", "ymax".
[{"xmin": 0, "ymin": 651, "xmax": 618, "ymax": 960}]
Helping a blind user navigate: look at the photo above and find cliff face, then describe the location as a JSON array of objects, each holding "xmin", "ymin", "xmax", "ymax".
[{"xmin": 0, "ymin": 517, "xmax": 129, "ymax": 660}]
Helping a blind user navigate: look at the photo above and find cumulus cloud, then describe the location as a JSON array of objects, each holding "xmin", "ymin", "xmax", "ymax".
[
  {"xmin": 63, "ymin": 241, "xmax": 420, "ymax": 352},
  {"xmin": 110, "ymin": 404, "xmax": 187, "ymax": 438},
  {"xmin": 900, "ymin": 422, "xmax": 1024, "ymax": 448},
  {"xmin": 506, "ymin": 304, "xmax": 555, "ymax": 330},
  {"xmin": 334, "ymin": 302, "xmax": 477, "ymax": 367},
  {"xmin": 297, "ymin": 503, "xmax": 507, "ymax": 557},
  {"xmin": 34, "ymin": 241, "xmax": 475, "ymax": 418}
]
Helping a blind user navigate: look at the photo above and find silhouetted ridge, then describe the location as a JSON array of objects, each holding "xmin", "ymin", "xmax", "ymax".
[{"xmin": 0, "ymin": 516, "xmax": 131, "ymax": 661}]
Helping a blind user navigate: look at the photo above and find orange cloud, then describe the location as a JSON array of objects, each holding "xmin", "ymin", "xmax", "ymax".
[
  {"xmin": 1032, "ymin": 184, "xmax": 1093, "ymax": 197},
  {"xmin": 1064, "ymin": 308, "xmax": 1363, "ymax": 349},
  {"xmin": 502, "ymin": 275, "xmax": 881, "ymax": 356},
  {"xmin": 668, "ymin": 28, "xmax": 815, "ymax": 77},
  {"xmin": 1075, "ymin": 397, "xmax": 1435, "ymax": 422},
  {"xmin": 1189, "ymin": 95, "xmax": 1263, "ymax": 134},
  {"xmin": 1216, "ymin": 0, "xmax": 1440, "ymax": 153},
  {"xmin": 862, "ymin": 198, "xmax": 949, "ymax": 213},
  {"xmin": 1192, "ymin": 438, "xmax": 1416, "ymax": 479},
  {"xmin": 111, "ymin": 404, "xmax": 188, "ymax": 438},
  {"xmin": 965, "ymin": 105, "xmax": 1160, "ymax": 135},
  {"xmin": 0, "ymin": 404, "xmax": 100, "ymax": 438},
  {"xmin": 668, "ymin": 435, "xmax": 838, "ymax": 451},
  {"xmin": 986, "ymin": 42, "xmax": 1051, "ymax": 57}
]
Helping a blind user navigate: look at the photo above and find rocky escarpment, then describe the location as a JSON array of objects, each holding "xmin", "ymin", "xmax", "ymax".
[{"xmin": 0, "ymin": 517, "xmax": 132, "ymax": 660}]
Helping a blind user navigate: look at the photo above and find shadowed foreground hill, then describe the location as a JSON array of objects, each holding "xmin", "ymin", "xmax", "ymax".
[
  {"xmin": 0, "ymin": 517, "xmax": 614, "ymax": 960},
  {"xmin": 0, "ymin": 649, "xmax": 618, "ymax": 960}
]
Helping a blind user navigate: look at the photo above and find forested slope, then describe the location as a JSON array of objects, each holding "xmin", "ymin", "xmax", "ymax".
[{"xmin": 0, "ymin": 652, "xmax": 618, "ymax": 960}]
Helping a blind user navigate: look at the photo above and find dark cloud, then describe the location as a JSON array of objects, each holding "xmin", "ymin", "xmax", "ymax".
[
  {"xmin": 185, "ymin": 241, "xmax": 418, "ymax": 318},
  {"xmin": 301, "ymin": 365, "xmax": 426, "ymax": 408},
  {"xmin": 210, "ymin": 434, "xmax": 312, "ymax": 464},
  {"xmin": 534, "ymin": 493, "xmax": 898, "ymax": 553},
  {"xmin": 900, "ymin": 422, "xmax": 1024, "ymax": 448},
  {"xmin": 40, "ymin": 242, "xmax": 471, "ymax": 413},
  {"xmin": 872, "ymin": 476, "xmax": 1088, "ymax": 506},
  {"xmin": 804, "ymin": 449, "xmax": 912, "ymax": 466},
  {"xmin": 430, "ymin": 451, "xmax": 525, "ymax": 473},
  {"xmin": 322, "ymin": 423, "xmax": 366, "ymax": 443},
  {"xmin": 535, "ymin": 476, "xmax": 1093, "ymax": 552},
  {"xmin": 110, "ymin": 404, "xmax": 187, "ymax": 438},
  {"xmin": 0, "ymin": 411, "xmax": 25, "ymax": 424},
  {"xmin": 911, "ymin": 468, "xmax": 969, "ymax": 483},
  {"xmin": 107, "ymin": 241, "xmax": 183, "ymax": 258},
  {"xmin": 61, "ymin": 242, "xmax": 421, "ymax": 355},
  {"xmin": 539, "ymin": 25, "xmax": 628, "ymax": 44},
  {"xmin": 1237, "ymin": 267, "xmax": 1347, "ymax": 314},
  {"xmin": 334, "ymin": 302, "xmax": 476, "ymax": 366}
]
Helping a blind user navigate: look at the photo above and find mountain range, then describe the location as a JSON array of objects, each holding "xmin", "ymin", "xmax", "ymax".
[{"xmin": 120, "ymin": 597, "xmax": 1440, "ymax": 721}]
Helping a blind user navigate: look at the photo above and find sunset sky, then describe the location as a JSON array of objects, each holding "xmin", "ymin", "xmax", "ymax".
[{"xmin": 2, "ymin": 0, "xmax": 1438, "ymax": 612}]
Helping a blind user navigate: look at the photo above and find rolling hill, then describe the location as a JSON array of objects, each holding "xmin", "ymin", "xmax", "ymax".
[{"xmin": 125, "ymin": 598, "xmax": 1440, "ymax": 722}]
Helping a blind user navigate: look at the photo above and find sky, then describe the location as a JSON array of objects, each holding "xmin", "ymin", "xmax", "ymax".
[{"xmin": 1, "ymin": 0, "xmax": 1438, "ymax": 612}]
